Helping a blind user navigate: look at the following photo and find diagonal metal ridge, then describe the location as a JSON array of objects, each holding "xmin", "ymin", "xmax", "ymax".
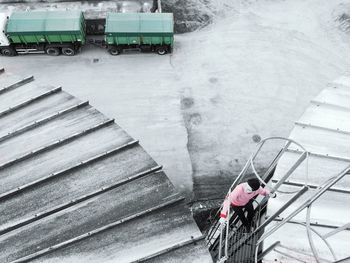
[
  {"xmin": 0, "ymin": 139, "xmax": 139, "ymax": 201},
  {"xmin": 273, "ymin": 218, "xmax": 350, "ymax": 231},
  {"xmin": 0, "ymin": 100, "xmax": 89, "ymax": 143},
  {"xmin": 0, "ymin": 165, "xmax": 162, "ymax": 236},
  {"xmin": 295, "ymin": 121, "xmax": 350, "ymax": 136},
  {"xmin": 0, "ymin": 86, "xmax": 62, "ymax": 118},
  {"xmin": 258, "ymin": 166, "xmax": 350, "ymax": 244},
  {"xmin": 286, "ymin": 148, "xmax": 350, "ymax": 162},
  {"xmin": 10, "ymin": 195, "xmax": 185, "ymax": 263},
  {"xmin": 271, "ymin": 179, "xmax": 350, "ymax": 195},
  {"xmin": 0, "ymin": 76, "xmax": 34, "ymax": 95},
  {"xmin": 132, "ymin": 235, "xmax": 205, "ymax": 263},
  {"xmin": 310, "ymin": 99, "xmax": 350, "ymax": 112},
  {"xmin": 334, "ymin": 256, "xmax": 350, "ymax": 263},
  {"xmin": 0, "ymin": 118, "xmax": 114, "ymax": 171}
]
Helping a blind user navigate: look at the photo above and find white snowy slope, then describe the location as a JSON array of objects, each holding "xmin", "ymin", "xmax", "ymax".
[
  {"xmin": 264, "ymin": 77, "xmax": 350, "ymax": 262},
  {"xmin": 2, "ymin": 0, "xmax": 350, "ymax": 202}
]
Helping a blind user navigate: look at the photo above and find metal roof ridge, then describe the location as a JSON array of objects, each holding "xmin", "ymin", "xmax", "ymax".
[
  {"xmin": 286, "ymin": 148, "xmax": 350, "ymax": 162},
  {"xmin": 10, "ymin": 195, "xmax": 185, "ymax": 263},
  {"xmin": 0, "ymin": 86, "xmax": 62, "ymax": 119},
  {"xmin": 0, "ymin": 139, "xmax": 139, "ymax": 202},
  {"xmin": 0, "ymin": 75, "xmax": 34, "ymax": 95},
  {"xmin": 295, "ymin": 121, "xmax": 350, "ymax": 136},
  {"xmin": 132, "ymin": 235, "xmax": 206, "ymax": 262},
  {"xmin": 0, "ymin": 117, "xmax": 112, "ymax": 170},
  {"xmin": 271, "ymin": 179, "xmax": 350, "ymax": 195},
  {"xmin": 0, "ymin": 164, "xmax": 162, "ymax": 236},
  {"xmin": 0, "ymin": 100, "xmax": 89, "ymax": 144},
  {"xmin": 310, "ymin": 99, "xmax": 350, "ymax": 112}
]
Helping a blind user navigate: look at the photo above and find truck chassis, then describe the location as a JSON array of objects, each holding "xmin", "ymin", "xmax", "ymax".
[{"xmin": 1, "ymin": 42, "xmax": 82, "ymax": 56}]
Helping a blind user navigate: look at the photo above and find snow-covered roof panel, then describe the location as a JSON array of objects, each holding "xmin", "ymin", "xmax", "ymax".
[
  {"xmin": 298, "ymin": 103, "xmax": 350, "ymax": 133},
  {"xmin": 288, "ymin": 125, "xmax": 350, "ymax": 160},
  {"xmin": 332, "ymin": 75, "xmax": 350, "ymax": 89},
  {"xmin": 0, "ymin": 92, "xmax": 81, "ymax": 137},
  {"xmin": 267, "ymin": 76, "xmax": 350, "ymax": 262},
  {"xmin": 29, "ymin": 203, "xmax": 203, "ymax": 263},
  {"xmin": 312, "ymin": 87, "xmax": 350, "ymax": 110},
  {"xmin": 0, "ymin": 69, "xmax": 212, "ymax": 263},
  {"xmin": 273, "ymin": 151, "xmax": 350, "ymax": 188}
]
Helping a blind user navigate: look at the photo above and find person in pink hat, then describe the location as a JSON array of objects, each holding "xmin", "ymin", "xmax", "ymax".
[{"xmin": 219, "ymin": 178, "xmax": 275, "ymax": 232}]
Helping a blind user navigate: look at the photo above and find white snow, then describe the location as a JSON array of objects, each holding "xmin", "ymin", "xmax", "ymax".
[
  {"xmin": 0, "ymin": 13, "xmax": 10, "ymax": 46},
  {"xmin": 265, "ymin": 74, "xmax": 350, "ymax": 261},
  {"xmin": 1, "ymin": 0, "xmax": 350, "ymax": 200},
  {"xmin": 0, "ymin": 1, "xmax": 153, "ymax": 15},
  {"xmin": 1, "ymin": 0, "xmax": 350, "ymax": 261}
]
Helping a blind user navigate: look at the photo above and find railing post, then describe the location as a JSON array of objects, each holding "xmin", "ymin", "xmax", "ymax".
[
  {"xmin": 322, "ymin": 222, "xmax": 350, "ymax": 239},
  {"xmin": 218, "ymin": 228, "xmax": 223, "ymax": 260},
  {"xmin": 261, "ymin": 141, "xmax": 292, "ymax": 181},
  {"xmin": 334, "ymin": 256, "xmax": 350, "ymax": 263},
  {"xmin": 271, "ymin": 151, "xmax": 307, "ymax": 193},
  {"xmin": 254, "ymin": 186, "xmax": 308, "ymax": 238}
]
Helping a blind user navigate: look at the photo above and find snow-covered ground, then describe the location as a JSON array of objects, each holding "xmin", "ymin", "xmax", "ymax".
[
  {"xmin": 2, "ymin": 0, "xmax": 350, "ymax": 202},
  {"xmin": 0, "ymin": 1, "xmax": 153, "ymax": 15}
]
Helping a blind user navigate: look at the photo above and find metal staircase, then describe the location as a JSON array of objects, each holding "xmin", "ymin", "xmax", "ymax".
[
  {"xmin": 206, "ymin": 137, "xmax": 309, "ymax": 263},
  {"xmin": 206, "ymin": 136, "xmax": 350, "ymax": 263}
]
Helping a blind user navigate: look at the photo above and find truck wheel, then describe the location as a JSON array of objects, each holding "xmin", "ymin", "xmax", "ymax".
[
  {"xmin": 156, "ymin": 46, "xmax": 167, "ymax": 55},
  {"xmin": 109, "ymin": 47, "xmax": 122, "ymax": 56},
  {"xmin": 62, "ymin": 47, "xmax": 75, "ymax": 56},
  {"xmin": 46, "ymin": 47, "xmax": 60, "ymax": 56},
  {"xmin": 1, "ymin": 47, "xmax": 16, "ymax": 56}
]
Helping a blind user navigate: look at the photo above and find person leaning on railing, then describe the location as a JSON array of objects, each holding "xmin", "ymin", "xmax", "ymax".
[{"xmin": 219, "ymin": 178, "xmax": 276, "ymax": 232}]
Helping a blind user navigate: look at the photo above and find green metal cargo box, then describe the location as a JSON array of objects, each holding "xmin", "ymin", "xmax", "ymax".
[
  {"xmin": 6, "ymin": 10, "xmax": 86, "ymax": 45},
  {"xmin": 105, "ymin": 13, "xmax": 174, "ymax": 47}
]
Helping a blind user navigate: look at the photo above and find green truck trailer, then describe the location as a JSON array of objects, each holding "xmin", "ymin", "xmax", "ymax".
[
  {"xmin": 105, "ymin": 12, "xmax": 174, "ymax": 55},
  {"xmin": 3, "ymin": 10, "xmax": 86, "ymax": 56},
  {"xmin": 0, "ymin": 10, "xmax": 174, "ymax": 56}
]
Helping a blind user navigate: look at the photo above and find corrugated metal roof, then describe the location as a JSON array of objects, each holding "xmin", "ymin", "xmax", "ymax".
[
  {"xmin": 6, "ymin": 11, "xmax": 83, "ymax": 34},
  {"xmin": 267, "ymin": 77, "xmax": 350, "ymax": 260},
  {"xmin": 105, "ymin": 13, "xmax": 173, "ymax": 34},
  {"xmin": 0, "ymin": 68, "xmax": 213, "ymax": 263}
]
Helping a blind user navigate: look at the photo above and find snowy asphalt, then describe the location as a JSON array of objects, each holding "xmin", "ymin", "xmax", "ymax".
[{"xmin": 2, "ymin": 0, "xmax": 350, "ymax": 201}]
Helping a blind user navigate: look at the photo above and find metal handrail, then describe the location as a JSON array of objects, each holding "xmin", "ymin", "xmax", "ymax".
[
  {"xmin": 306, "ymin": 205, "xmax": 337, "ymax": 262},
  {"xmin": 208, "ymin": 136, "xmax": 350, "ymax": 263},
  {"xmin": 252, "ymin": 186, "xmax": 308, "ymax": 236},
  {"xmin": 249, "ymin": 137, "xmax": 309, "ymax": 194},
  {"xmin": 207, "ymin": 136, "xmax": 309, "ymax": 263},
  {"xmin": 258, "ymin": 166, "xmax": 350, "ymax": 244},
  {"xmin": 323, "ymin": 222, "xmax": 350, "ymax": 239},
  {"xmin": 257, "ymin": 166, "xmax": 350, "ymax": 263},
  {"xmin": 206, "ymin": 137, "xmax": 307, "ymax": 245}
]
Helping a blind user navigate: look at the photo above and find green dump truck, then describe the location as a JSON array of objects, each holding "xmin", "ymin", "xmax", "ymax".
[
  {"xmin": 105, "ymin": 12, "xmax": 174, "ymax": 55},
  {"xmin": 4, "ymin": 10, "xmax": 86, "ymax": 56}
]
